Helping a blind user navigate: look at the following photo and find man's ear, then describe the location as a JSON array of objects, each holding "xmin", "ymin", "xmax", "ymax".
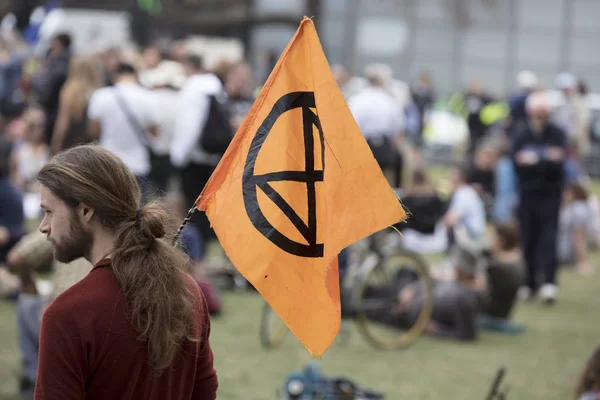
[{"xmin": 79, "ymin": 203, "xmax": 95, "ymax": 224}]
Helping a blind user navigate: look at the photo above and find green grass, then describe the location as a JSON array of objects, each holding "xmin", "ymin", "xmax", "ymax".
[
  {"xmin": 212, "ymin": 266, "xmax": 600, "ymax": 400},
  {"xmin": 1, "ymin": 267, "xmax": 600, "ymax": 399},
  {"xmin": 2, "ymin": 168, "xmax": 600, "ymax": 399}
]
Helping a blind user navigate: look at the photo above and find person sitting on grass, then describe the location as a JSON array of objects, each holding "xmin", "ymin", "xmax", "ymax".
[
  {"xmin": 467, "ymin": 143, "xmax": 498, "ymax": 218},
  {"xmin": 397, "ymin": 168, "xmax": 448, "ymax": 254},
  {"xmin": 396, "ymin": 245, "xmax": 488, "ymax": 342},
  {"xmin": 401, "ymin": 169, "xmax": 446, "ymax": 233},
  {"xmin": 443, "ymin": 166, "xmax": 487, "ymax": 252},
  {"xmin": 576, "ymin": 346, "xmax": 600, "ymax": 400},
  {"xmin": 477, "ymin": 221, "xmax": 525, "ymax": 333},
  {"xmin": 558, "ymin": 180, "xmax": 596, "ymax": 275}
]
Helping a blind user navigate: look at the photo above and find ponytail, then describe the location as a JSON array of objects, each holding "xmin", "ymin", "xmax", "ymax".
[
  {"xmin": 37, "ymin": 145, "xmax": 201, "ymax": 374},
  {"xmin": 111, "ymin": 201, "xmax": 199, "ymax": 374}
]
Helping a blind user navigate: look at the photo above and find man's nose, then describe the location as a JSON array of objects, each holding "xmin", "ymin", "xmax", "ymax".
[{"xmin": 39, "ymin": 217, "xmax": 49, "ymax": 235}]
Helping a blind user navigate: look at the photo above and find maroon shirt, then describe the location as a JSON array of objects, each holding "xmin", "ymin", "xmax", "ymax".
[{"xmin": 34, "ymin": 259, "xmax": 218, "ymax": 400}]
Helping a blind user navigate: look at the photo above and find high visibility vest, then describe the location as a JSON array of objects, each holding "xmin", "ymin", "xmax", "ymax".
[
  {"xmin": 138, "ymin": 0, "xmax": 162, "ymax": 15},
  {"xmin": 480, "ymin": 101, "xmax": 509, "ymax": 125},
  {"xmin": 447, "ymin": 92, "xmax": 508, "ymax": 126}
]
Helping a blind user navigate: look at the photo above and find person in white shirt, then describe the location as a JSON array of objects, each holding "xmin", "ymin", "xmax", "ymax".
[
  {"xmin": 142, "ymin": 61, "xmax": 185, "ymax": 194},
  {"xmin": 170, "ymin": 54, "xmax": 224, "ymax": 241},
  {"xmin": 348, "ymin": 64, "xmax": 405, "ymax": 187},
  {"xmin": 87, "ymin": 63, "xmax": 159, "ymax": 194},
  {"xmin": 444, "ymin": 167, "xmax": 487, "ymax": 252},
  {"xmin": 554, "ymin": 72, "xmax": 592, "ymax": 158}
]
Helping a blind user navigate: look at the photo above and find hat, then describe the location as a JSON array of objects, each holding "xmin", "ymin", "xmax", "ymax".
[
  {"xmin": 555, "ymin": 72, "xmax": 577, "ymax": 90},
  {"xmin": 141, "ymin": 60, "xmax": 185, "ymax": 89},
  {"xmin": 516, "ymin": 70, "xmax": 538, "ymax": 90},
  {"xmin": 449, "ymin": 245, "xmax": 479, "ymax": 276}
]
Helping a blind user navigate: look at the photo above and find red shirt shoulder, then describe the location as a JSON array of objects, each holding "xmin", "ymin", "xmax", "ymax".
[{"xmin": 35, "ymin": 264, "xmax": 217, "ymax": 400}]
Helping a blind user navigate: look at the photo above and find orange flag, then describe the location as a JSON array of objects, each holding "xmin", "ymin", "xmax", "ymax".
[{"xmin": 197, "ymin": 17, "xmax": 406, "ymax": 356}]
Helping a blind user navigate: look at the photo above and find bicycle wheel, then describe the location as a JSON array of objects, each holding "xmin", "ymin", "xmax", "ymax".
[
  {"xmin": 355, "ymin": 249, "xmax": 434, "ymax": 350},
  {"xmin": 259, "ymin": 301, "xmax": 289, "ymax": 349}
]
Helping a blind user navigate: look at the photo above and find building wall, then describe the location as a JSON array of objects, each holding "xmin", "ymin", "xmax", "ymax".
[
  {"xmin": 116, "ymin": 0, "xmax": 596, "ymax": 96},
  {"xmin": 317, "ymin": 0, "xmax": 600, "ymax": 96},
  {"xmin": 34, "ymin": 0, "xmax": 600, "ymax": 97},
  {"xmin": 248, "ymin": 0, "xmax": 308, "ymax": 83}
]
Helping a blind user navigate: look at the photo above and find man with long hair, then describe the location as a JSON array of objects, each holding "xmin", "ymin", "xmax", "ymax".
[{"xmin": 34, "ymin": 145, "xmax": 218, "ymax": 399}]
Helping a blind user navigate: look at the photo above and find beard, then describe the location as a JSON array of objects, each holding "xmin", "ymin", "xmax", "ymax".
[{"xmin": 52, "ymin": 212, "xmax": 94, "ymax": 263}]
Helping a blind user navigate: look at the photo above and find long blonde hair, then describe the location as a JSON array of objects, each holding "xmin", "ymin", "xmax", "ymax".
[{"xmin": 62, "ymin": 56, "xmax": 103, "ymax": 120}]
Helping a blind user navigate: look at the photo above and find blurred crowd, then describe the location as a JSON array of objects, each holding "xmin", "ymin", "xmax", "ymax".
[
  {"xmin": 354, "ymin": 63, "xmax": 600, "ymax": 331},
  {"xmin": 335, "ymin": 46, "xmax": 600, "ymax": 400},
  {"xmin": 0, "ymin": 23, "xmax": 599, "ymax": 399}
]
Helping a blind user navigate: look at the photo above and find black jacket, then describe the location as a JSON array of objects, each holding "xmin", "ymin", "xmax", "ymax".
[
  {"xmin": 40, "ymin": 50, "xmax": 71, "ymax": 142},
  {"xmin": 511, "ymin": 122, "xmax": 567, "ymax": 196}
]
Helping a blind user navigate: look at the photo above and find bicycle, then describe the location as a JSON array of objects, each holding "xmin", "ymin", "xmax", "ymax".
[{"xmin": 260, "ymin": 228, "xmax": 434, "ymax": 351}]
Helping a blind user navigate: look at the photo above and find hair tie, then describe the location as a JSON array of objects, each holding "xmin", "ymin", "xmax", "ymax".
[{"xmin": 135, "ymin": 209, "xmax": 142, "ymax": 227}]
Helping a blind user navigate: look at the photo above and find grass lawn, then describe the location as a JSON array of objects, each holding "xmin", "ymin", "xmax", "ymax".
[{"xmin": 1, "ymin": 169, "xmax": 599, "ymax": 399}]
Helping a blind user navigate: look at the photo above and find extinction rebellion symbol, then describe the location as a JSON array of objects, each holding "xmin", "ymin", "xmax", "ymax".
[{"xmin": 242, "ymin": 92, "xmax": 325, "ymax": 258}]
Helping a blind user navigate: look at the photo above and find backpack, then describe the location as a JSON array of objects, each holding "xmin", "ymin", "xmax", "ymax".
[
  {"xmin": 199, "ymin": 94, "xmax": 234, "ymax": 155},
  {"xmin": 279, "ymin": 364, "xmax": 385, "ymax": 400}
]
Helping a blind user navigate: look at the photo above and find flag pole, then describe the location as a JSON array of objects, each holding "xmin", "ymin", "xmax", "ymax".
[{"xmin": 172, "ymin": 204, "xmax": 198, "ymax": 246}]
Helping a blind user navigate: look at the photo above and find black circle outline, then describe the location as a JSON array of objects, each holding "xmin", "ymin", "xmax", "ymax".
[{"xmin": 242, "ymin": 91, "xmax": 325, "ymax": 258}]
